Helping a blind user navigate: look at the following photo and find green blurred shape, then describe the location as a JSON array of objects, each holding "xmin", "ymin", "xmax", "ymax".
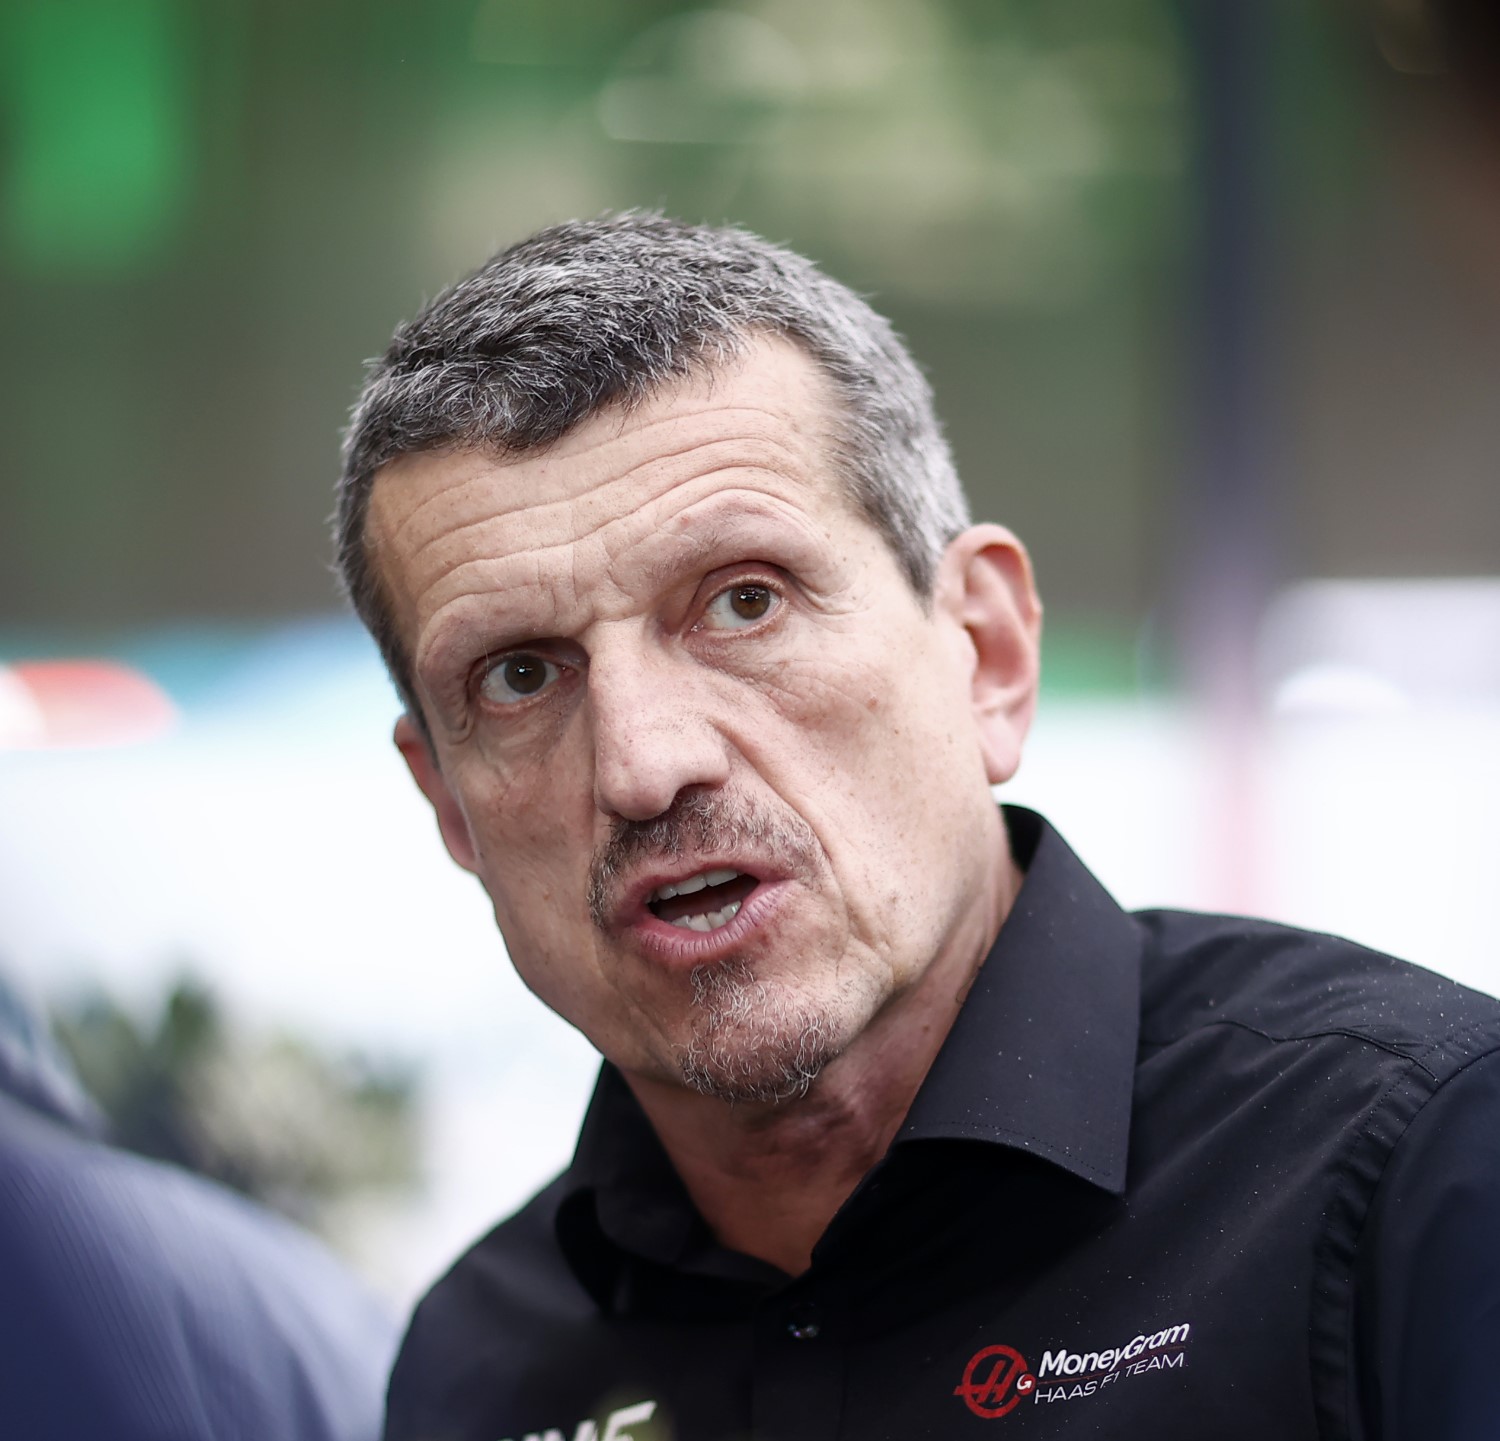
[
  {"xmin": 1040, "ymin": 622, "xmax": 1149, "ymax": 697},
  {"xmin": 1, "ymin": 0, "xmax": 190, "ymax": 273}
]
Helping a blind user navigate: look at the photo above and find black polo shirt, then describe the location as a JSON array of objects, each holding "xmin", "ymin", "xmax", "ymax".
[{"xmin": 386, "ymin": 808, "xmax": 1500, "ymax": 1441}]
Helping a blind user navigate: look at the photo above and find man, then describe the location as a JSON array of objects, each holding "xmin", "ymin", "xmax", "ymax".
[
  {"xmin": 0, "ymin": 970, "xmax": 397, "ymax": 1441},
  {"xmin": 337, "ymin": 214, "xmax": 1500, "ymax": 1441}
]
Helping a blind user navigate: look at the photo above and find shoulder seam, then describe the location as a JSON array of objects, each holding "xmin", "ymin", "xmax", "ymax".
[{"xmin": 1139, "ymin": 1017, "xmax": 1441, "ymax": 1081}]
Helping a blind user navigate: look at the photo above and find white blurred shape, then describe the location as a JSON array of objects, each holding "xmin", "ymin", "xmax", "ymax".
[
  {"xmin": 1255, "ymin": 578, "xmax": 1500, "ymax": 997},
  {"xmin": 1272, "ymin": 662, "xmax": 1412, "ymax": 718},
  {"xmin": 1260, "ymin": 578, "xmax": 1500, "ymax": 707}
]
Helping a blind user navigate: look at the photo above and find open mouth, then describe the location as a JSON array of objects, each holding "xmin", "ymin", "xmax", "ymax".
[{"xmin": 646, "ymin": 868, "xmax": 761, "ymax": 932}]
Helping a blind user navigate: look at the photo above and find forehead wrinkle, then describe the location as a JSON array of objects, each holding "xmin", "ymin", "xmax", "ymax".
[
  {"xmin": 424, "ymin": 542, "xmax": 556, "ymax": 627},
  {"xmin": 369, "ymin": 360, "xmax": 835, "ymax": 556},
  {"xmin": 414, "ymin": 520, "xmax": 623, "ymax": 636},
  {"xmin": 380, "ymin": 427, "xmax": 814, "ymax": 578},
  {"xmin": 520, "ymin": 395, "xmax": 828, "ymax": 521},
  {"xmin": 415, "ymin": 526, "xmax": 622, "ymax": 667},
  {"xmin": 542, "ymin": 385, "xmax": 829, "ymax": 466},
  {"xmin": 369, "ymin": 451, "xmax": 502, "ymax": 561},
  {"xmin": 408, "ymin": 457, "xmax": 820, "ymax": 618},
  {"xmin": 370, "ymin": 335, "xmax": 844, "ymax": 553},
  {"xmin": 380, "ymin": 486, "xmax": 600, "ymax": 621},
  {"xmin": 619, "ymin": 490, "xmax": 839, "ymax": 596},
  {"xmin": 532, "ymin": 430, "xmax": 818, "ymax": 548}
]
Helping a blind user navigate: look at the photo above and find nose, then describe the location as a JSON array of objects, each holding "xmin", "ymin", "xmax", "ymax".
[{"xmin": 587, "ymin": 642, "xmax": 732, "ymax": 822}]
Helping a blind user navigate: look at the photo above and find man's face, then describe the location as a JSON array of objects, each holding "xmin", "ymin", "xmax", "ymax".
[{"xmin": 367, "ymin": 339, "xmax": 1037, "ymax": 1102}]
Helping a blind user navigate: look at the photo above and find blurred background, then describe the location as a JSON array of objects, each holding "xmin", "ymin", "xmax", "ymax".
[{"xmin": 2, "ymin": 0, "xmax": 1497, "ymax": 1305}]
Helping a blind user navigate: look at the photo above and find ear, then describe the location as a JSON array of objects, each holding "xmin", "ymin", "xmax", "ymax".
[
  {"xmin": 394, "ymin": 714, "xmax": 479, "ymax": 873},
  {"xmin": 935, "ymin": 524, "xmax": 1043, "ymax": 786}
]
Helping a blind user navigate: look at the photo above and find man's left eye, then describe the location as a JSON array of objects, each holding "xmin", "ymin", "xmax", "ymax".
[{"xmin": 702, "ymin": 583, "xmax": 779, "ymax": 630}]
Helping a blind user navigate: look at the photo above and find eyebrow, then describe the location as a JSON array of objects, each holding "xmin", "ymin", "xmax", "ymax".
[
  {"xmin": 417, "ymin": 493, "xmax": 830, "ymax": 684},
  {"xmin": 411, "ymin": 564, "xmax": 541, "ymax": 700},
  {"xmin": 635, "ymin": 515, "xmax": 742, "ymax": 591}
]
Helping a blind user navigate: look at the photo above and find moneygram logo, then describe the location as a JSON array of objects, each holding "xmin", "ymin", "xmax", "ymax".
[
  {"xmin": 953, "ymin": 1322, "xmax": 1192, "ymax": 1420},
  {"xmin": 953, "ymin": 1346, "xmax": 1037, "ymax": 1418}
]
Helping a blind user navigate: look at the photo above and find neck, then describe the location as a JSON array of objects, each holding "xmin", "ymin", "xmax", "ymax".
[{"xmin": 623, "ymin": 840, "xmax": 1024, "ymax": 1277}]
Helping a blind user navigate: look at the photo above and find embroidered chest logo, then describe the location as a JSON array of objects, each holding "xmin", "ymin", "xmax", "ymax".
[
  {"xmin": 954, "ymin": 1322, "xmax": 1192, "ymax": 1419},
  {"xmin": 954, "ymin": 1345, "xmax": 1037, "ymax": 1418},
  {"xmin": 499, "ymin": 1397, "xmax": 657, "ymax": 1441}
]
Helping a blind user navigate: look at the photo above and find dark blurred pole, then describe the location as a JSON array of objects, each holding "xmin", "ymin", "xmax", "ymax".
[
  {"xmin": 1429, "ymin": 0, "xmax": 1500, "ymax": 130},
  {"xmin": 1178, "ymin": 0, "xmax": 1277, "ymax": 713},
  {"xmin": 1175, "ymin": 0, "xmax": 1280, "ymax": 907},
  {"xmin": 1432, "ymin": 0, "xmax": 1500, "ymax": 96}
]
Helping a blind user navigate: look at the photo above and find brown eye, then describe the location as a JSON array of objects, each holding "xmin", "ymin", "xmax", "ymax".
[
  {"xmin": 704, "ymin": 583, "xmax": 779, "ymax": 631},
  {"xmin": 480, "ymin": 653, "xmax": 559, "ymax": 705},
  {"xmin": 731, "ymin": 586, "xmax": 771, "ymax": 619}
]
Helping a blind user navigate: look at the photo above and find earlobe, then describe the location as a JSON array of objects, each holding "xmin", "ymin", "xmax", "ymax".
[
  {"xmin": 938, "ymin": 525, "xmax": 1043, "ymax": 786},
  {"xmin": 394, "ymin": 714, "xmax": 480, "ymax": 873}
]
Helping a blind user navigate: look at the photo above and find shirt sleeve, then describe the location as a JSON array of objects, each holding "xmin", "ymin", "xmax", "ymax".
[{"xmin": 1353, "ymin": 1043, "xmax": 1500, "ymax": 1441}]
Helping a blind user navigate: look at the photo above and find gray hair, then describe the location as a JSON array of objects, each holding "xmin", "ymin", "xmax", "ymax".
[{"xmin": 335, "ymin": 212, "xmax": 969, "ymax": 726}]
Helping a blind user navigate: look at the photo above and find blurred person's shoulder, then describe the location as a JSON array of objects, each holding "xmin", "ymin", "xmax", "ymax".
[{"xmin": 0, "ymin": 1086, "xmax": 397, "ymax": 1441}]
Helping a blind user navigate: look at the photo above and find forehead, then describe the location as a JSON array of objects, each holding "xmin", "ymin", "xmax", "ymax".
[{"xmin": 364, "ymin": 340, "xmax": 863, "ymax": 641}]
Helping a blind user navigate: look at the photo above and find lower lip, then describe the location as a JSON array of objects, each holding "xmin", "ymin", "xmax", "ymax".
[{"xmin": 627, "ymin": 878, "xmax": 791, "ymax": 965}]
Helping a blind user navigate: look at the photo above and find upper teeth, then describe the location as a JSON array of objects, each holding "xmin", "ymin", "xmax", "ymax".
[{"xmin": 653, "ymin": 867, "xmax": 739, "ymax": 902}]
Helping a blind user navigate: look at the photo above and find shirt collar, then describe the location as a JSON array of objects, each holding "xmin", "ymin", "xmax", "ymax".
[
  {"xmin": 557, "ymin": 805, "xmax": 1142, "ymax": 1289},
  {"xmin": 896, "ymin": 805, "xmax": 1140, "ymax": 1194},
  {"xmin": 564, "ymin": 1061, "xmax": 702, "ymax": 1265}
]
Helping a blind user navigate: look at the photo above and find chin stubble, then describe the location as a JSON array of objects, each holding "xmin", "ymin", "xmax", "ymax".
[{"xmin": 679, "ymin": 957, "xmax": 833, "ymax": 1104}]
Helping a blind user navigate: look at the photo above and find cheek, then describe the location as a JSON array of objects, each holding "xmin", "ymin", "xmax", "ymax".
[
  {"xmin": 744, "ymin": 655, "xmax": 887, "ymax": 795},
  {"xmin": 750, "ymin": 630, "xmax": 984, "ymax": 891},
  {"xmin": 448, "ymin": 750, "xmax": 597, "ymax": 931},
  {"xmin": 452, "ymin": 765, "xmax": 532, "ymax": 859},
  {"xmin": 459, "ymin": 704, "xmax": 595, "ymax": 836},
  {"xmin": 764, "ymin": 630, "xmax": 972, "ymax": 776}
]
